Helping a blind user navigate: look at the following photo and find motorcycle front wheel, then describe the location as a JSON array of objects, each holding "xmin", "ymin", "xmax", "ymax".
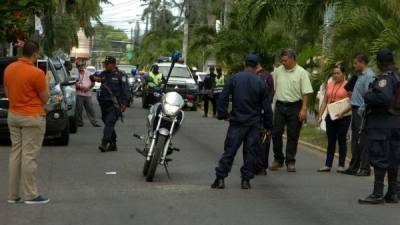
[
  {"xmin": 142, "ymin": 160, "xmax": 150, "ymax": 176},
  {"xmin": 146, "ymin": 135, "xmax": 167, "ymax": 182}
]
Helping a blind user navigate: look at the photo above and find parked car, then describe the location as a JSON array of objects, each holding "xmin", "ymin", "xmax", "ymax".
[
  {"xmin": 92, "ymin": 70, "xmax": 103, "ymax": 92},
  {"xmin": 49, "ymin": 57, "xmax": 78, "ymax": 134},
  {"xmin": 86, "ymin": 66, "xmax": 96, "ymax": 75},
  {"xmin": 142, "ymin": 62, "xmax": 199, "ymax": 110},
  {"xmin": 195, "ymin": 72, "xmax": 208, "ymax": 91},
  {"xmin": 117, "ymin": 64, "xmax": 134, "ymax": 76},
  {"xmin": 0, "ymin": 57, "xmax": 76, "ymax": 145}
]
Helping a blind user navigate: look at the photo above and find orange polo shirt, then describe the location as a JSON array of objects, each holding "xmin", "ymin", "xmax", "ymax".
[{"xmin": 3, "ymin": 58, "xmax": 48, "ymax": 116}]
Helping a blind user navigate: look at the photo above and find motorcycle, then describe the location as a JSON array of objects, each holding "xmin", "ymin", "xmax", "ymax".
[
  {"xmin": 127, "ymin": 76, "xmax": 144, "ymax": 107},
  {"xmin": 135, "ymin": 92, "xmax": 184, "ymax": 181},
  {"xmin": 135, "ymin": 51, "xmax": 185, "ymax": 182},
  {"xmin": 142, "ymin": 79, "xmax": 163, "ymax": 109}
]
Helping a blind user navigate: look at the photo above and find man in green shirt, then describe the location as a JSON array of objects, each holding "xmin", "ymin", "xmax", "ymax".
[{"xmin": 270, "ymin": 49, "xmax": 313, "ymax": 172}]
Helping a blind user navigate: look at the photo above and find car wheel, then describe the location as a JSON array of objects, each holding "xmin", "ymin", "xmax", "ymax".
[
  {"xmin": 69, "ymin": 116, "xmax": 77, "ymax": 134},
  {"xmin": 56, "ymin": 120, "xmax": 70, "ymax": 146}
]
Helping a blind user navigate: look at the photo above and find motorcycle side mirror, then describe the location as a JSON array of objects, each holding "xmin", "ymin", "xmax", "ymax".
[{"xmin": 61, "ymin": 79, "xmax": 77, "ymax": 86}]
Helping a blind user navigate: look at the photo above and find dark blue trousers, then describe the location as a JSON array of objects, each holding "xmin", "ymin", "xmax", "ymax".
[
  {"xmin": 100, "ymin": 103, "xmax": 118, "ymax": 143},
  {"xmin": 215, "ymin": 123, "xmax": 261, "ymax": 180}
]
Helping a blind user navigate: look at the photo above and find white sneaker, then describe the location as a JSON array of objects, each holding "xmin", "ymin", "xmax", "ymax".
[{"xmin": 7, "ymin": 197, "xmax": 23, "ymax": 204}]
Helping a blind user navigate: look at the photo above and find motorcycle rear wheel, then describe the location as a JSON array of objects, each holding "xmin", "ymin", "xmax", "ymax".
[{"xmin": 146, "ymin": 135, "xmax": 167, "ymax": 182}]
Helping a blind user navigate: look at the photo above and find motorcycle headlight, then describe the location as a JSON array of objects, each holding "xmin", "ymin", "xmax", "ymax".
[
  {"xmin": 163, "ymin": 102, "xmax": 180, "ymax": 116},
  {"xmin": 128, "ymin": 77, "xmax": 135, "ymax": 85}
]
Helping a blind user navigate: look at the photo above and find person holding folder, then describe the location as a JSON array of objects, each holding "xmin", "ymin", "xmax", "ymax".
[{"xmin": 317, "ymin": 64, "xmax": 352, "ymax": 172}]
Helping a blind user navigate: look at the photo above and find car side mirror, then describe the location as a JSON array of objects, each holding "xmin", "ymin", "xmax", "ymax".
[{"xmin": 61, "ymin": 79, "xmax": 77, "ymax": 86}]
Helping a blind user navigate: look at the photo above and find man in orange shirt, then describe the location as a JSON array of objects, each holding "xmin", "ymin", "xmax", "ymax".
[{"xmin": 4, "ymin": 40, "xmax": 50, "ymax": 204}]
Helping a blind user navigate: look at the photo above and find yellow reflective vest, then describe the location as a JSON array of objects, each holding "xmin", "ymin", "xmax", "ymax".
[
  {"xmin": 215, "ymin": 75, "xmax": 225, "ymax": 87},
  {"xmin": 148, "ymin": 71, "xmax": 163, "ymax": 88}
]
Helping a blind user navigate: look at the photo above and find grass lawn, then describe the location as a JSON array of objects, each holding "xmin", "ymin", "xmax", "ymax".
[
  {"xmin": 299, "ymin": 123, "xmax": 352, "ymax": 158},
  {"xmin": 199, "ymin": 100, "xmax": 352, "ymax": 158},
  {"xmin": 299, "ymin": 124, "xmax": 328, "ymax": 148}
]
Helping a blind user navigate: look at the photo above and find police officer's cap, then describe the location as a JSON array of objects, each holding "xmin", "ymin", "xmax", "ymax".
[
  {"xmin": 103, "ymin": 56, "xmax": 117, "ymax": 64},
  {"xmin": 377, "ymin": 48, "xmax": 394, "ymax": 64},
  {"xmin": 245, "ymin": 54, "xmax": 259, "ymax": 65}
]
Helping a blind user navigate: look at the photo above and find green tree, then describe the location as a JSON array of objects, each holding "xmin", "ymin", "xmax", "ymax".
[{"xmin": 92, "ymin": 24, "xmax": 130, "ymax": 64}]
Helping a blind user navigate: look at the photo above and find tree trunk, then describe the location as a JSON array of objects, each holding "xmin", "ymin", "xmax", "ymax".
[
  {"xmin": 224, "ymin": 0, "xmax": 232, "ymax": 27},
  {"xmin": 322, "ymin": 2, "xmax": 336, "ymax": 54}
]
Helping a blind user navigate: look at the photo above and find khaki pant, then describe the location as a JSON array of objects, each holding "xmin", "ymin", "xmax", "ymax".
[{"xmin": 7, "ymin": 112, "xmax": 45, "ymax": 200}]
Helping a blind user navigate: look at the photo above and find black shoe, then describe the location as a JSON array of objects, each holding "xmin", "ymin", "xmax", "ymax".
[
  {"xmin": 211, "ymin": 177, "xmax": 225, "ymax": 189},
  {"xmin": 202, "ymin": 114, "xmax": 208, "ymax": 118},
  {"xmin": 98, "ymin": 140, "xmax": 109, "ymax": 152},
  {"xmin": 108, "ymin": 142, "xmax": 118, "ymax": 152},
  {"xmin": 385, "ymin": 194, "xmax": 399, "ymax": 203},
  {"xmin": 241, "ymin": 179, "xmax": 251, "ymax": 189},
  {"xmin": 255, "ymin": 169, "xmax": 267, "ymax": 176},
  {"xmin": 355, "ymin": 170, "xmax": 371, "ymax": 177},
  {"xmin": 77, "ymin": 124, "xmax": 84, "ymax": 127},
  {"xmin": 24, "ymin": 195, "xmax": 50, "ymax": 205},
  {"xmin": 92, "ymin": 122, "xmax": 101, "ymax": 127},
  {"xmin": 342, "ymin": 169, "xmax": 357, "ymax": 175},
  {"xmin": 358, "ymin": 194, "xmax": 385, "ymax": 204}
]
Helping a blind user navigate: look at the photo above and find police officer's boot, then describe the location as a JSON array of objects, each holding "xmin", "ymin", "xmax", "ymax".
[
  {"xmin": 397, "ymin": 181, "xmax": 400, "ymax": 199},
  {"xmin": 358, "ymin": 181, "xmax": 385, "ymax": 204},
  {"xmin": 108, "ymin": 142, "xmax": 118, "ymax": 152},
  {"xmin": 98, "ymin": 139, "xmax": 109, "ymax": 153},
  {"xmin": 359, "ymin": 167, "xmax": 385, "ymax": 204},
  {"xmin": 385, "ymin": 182, "xmax": 399, "ymax": 203},
  {"xmin": 241, "ymin": 179, "xmax": 251, "ymax": 190},
  {"xmin": 211, "ymin": 176, "xmax": 225, "ymax": 189}
]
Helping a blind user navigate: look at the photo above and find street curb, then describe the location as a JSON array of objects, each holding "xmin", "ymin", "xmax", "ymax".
[
  {"xmin": 196, "ymin": 107, "xmax": 351, "ymax": 163},
  {"xmin": 294, "ymin": 136, "xmax": 351, "ymax": 162}
]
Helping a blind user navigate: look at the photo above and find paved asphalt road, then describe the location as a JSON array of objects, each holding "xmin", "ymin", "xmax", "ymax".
[{"xmin": 1, "ymin": 98, "xmax": 400, "ymax": 225}]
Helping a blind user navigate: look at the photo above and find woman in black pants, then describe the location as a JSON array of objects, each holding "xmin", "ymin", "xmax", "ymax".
[{"xmin": 317, "ymin": 65, "xmax": 352, "ymax": 172}]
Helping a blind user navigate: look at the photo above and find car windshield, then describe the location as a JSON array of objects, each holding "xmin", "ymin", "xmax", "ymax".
[
  {"xmin": 159, "ymin": 66, "xmax": 192, "ymax": 78},
  {"xmin": 198, "ymin": 74, "xmax": 207, "ymax": 80},
  {"xmin": 118, "ymin": 65, "xmax": 132, "ymax": 75},
  {"xmin": 50, "ymin": 58, "xmax": 67, "ymax": 82}
]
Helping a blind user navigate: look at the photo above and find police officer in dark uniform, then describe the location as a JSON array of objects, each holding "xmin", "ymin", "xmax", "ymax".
[
  {"xmin": 211, "ymin": 55, "xmax": 273, "ymax": 189},
  {"xmin": 359, "ymin": 48, "xmax": 400, "ymax": 204},
  {"xmin": 91, "ymin": 56, "xmax": 129, "ymax": 152},
  {"xmin": 255, "ymin": 62, "xmax": 274, "ymax": 175}
]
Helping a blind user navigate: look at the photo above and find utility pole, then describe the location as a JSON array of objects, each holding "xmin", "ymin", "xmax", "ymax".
[
  {"xmin": 162, "ymin": 0, "xmax": 167, "ymax": 33},
  {"xmin": 182, "ymin": 0, "xmax": 190, "ymax": 63},
  {"xmin": 145, "ymin": 14, "xmax": 149, "ymax": 34},
  {"xmin": 130, "ymin": 27, "xmax": 133, "ymax": 48},
  {"xmin": 224, "ymin": 0, "xmax": 232, "ymax": 27}
]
